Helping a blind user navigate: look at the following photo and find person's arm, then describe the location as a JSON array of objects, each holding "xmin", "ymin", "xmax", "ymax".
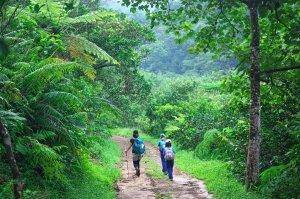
[
  {"xmin": 158, "ymin": 142, "xmax": 161, "ymax": 151},
  {"xmin": 125, "ymin": 139, "xmax": 133, "ymax": 154},
  {"xmin": 125, "ymin": 143, "xmax": 132, "ymax": 154}
]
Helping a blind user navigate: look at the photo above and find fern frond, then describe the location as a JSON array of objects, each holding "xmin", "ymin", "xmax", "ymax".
[
  {"xmin": 65, "ymin": 35, "xmax": 119, "ymax": 65},
  {"xmin": 23, "ymin": 62, "xmax": 79, "ymax": 93},
  {"xmin": 66, "ymin": 112, "xmax": 88, "ymax": 130},
  {"xmin": 27, "ymin": 137, "xmax": 65, "ymax": 179},
  {"xmin": 91, "ymin": 96, "xmax": 122, "ymax": 114},
  {"xmin": 12, "ymin": 62, "xmax": 33, "ymax": 74},
  {"xmin": 41, "ymin": 91, "xmax": 83, "ymax": 108},
  {"xmin": 0, "ymin": 96, "xmax": 10, "ymax": 108},
  {"xmin": 80, "ymin": 64, "xmax": 96, "ymax": 80},
  {"xmin": 0, "ymin": 110, "xmax": 26, "ymax": 124},
  {"xmin": 0, "ymin": 81, "xmax": 25, "ymax": 103},
  {"xmin": 63, "ymin": 10, "xmax": 115, "ymax": 24},
  {"xmin": 33, "ymin": 103, "xmax": 65, "ymax": 120},
  {"xmin": 23, "ymin": 60, "xmax": 96, "ymax": 93},
  {"xmin": 12, "ymin": 39, "xmax": 34, "ymax": 48},
  {"xmin": 0, "ymin": 73, "xmax": 9, "ymax": 81},
  {"xmin": 32, "ymin": 130, "xmax": 56, "ymax": 141}
]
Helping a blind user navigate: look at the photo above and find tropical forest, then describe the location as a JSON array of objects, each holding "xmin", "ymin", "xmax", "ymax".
[{"xmin": 0, "ymin": 0, "xmax": 299, "ymax": 198}]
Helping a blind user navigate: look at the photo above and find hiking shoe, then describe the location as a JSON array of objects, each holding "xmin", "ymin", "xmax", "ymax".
[
  {"xmin": 136, "ymin": 169, "xmax": 140, "ymax": 176},
  {"xmin": 169, "ymin": 178, "xmax": 173, "ymax": 181},
  {"xmin": 164, "ymin": 171, "xmax": 168, "ymax": 175}
]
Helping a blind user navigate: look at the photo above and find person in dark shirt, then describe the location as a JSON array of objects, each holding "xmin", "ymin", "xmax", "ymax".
[
  {"xmin": 158, "ymin": 133, "xmax": 167, "ymax": 175},
  {"xmin": 125, "ymin": 130, "xmax": 144, "ymax": 176}
]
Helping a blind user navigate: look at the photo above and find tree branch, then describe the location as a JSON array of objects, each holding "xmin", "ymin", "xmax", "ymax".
[
  {"xmin": 0, "ymin": 5, "xmax": 20, "ymax": 35},
  {"xmin": 0, "ymin": 121, "xmax": 23, "ymax": 199},
  {"xmin": 275, "ymin": 5, "xmax": 291, "ymax": 30},
  {"xmin": 94, "ymin": 61, "xmax": 118, "ymax": 69},
  {"xmin": 261, "ymin": 65, "xmax": 300, "ymax": 74},
  {"xmin": 218, "ymin": 0, "xmax": 241, "ymax": 34}
]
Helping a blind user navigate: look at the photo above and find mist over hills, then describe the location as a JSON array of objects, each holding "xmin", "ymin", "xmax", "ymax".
[{"xmin": 100, "ymin": 0, "xmax": 236, "ymax": 75}]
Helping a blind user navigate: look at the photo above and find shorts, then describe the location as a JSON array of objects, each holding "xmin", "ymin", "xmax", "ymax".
[{"xmin": 132, "ymin": 153, "xmax": 142, "ymax": 161}]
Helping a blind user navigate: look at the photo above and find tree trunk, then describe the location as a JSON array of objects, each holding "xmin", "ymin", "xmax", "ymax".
[
  {"xmin": 246, "ymin": 0, "xmax": 261, "ymax": 190},
  {"xmin": 0, "ymin": 121, "xmax": 23, "ymax": 199}
]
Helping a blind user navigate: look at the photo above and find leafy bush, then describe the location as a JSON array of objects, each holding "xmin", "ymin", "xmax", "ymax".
[
  {"xmin": 195, "ymin": 129, "xmax": 233, "ymax": 160},
  {"xmin": 259, "ymin": 162, "xmax": 300, "ymax": 198}
]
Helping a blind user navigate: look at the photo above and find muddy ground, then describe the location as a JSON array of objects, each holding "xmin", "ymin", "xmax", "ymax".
[{"xmin": 112, "ymin": 135, "xmax": 213, "ymax": 199}]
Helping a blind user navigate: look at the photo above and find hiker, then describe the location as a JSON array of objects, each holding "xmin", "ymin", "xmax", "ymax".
[
  {"xmin": 125, "ymin": 130, "xmax": 145, "ymax": 176},
  {"xmin": 164, "ymin": 139, "xmax": 175, "ymax": 181},
  {"xmin": 158, "ymin": 133, "xmax": 167, "ymax": 175}
]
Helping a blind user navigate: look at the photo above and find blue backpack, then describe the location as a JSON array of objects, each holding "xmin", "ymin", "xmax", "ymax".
[
  {"xmin": 133, "ymin": 137, "xmax": 145, "ymax": 154},
  {"xmin": 159, "ymin": 140, "xmax": 166, "ymax": 151}
]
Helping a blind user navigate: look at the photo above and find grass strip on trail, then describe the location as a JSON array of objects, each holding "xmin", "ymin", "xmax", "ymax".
[
  {"xmin": 111, "ymin": 128, "xmax": 264, "ymax": 199},
  {"xmin": 143, "ymin": 157, "xmax": 167, "ymax": 180}
]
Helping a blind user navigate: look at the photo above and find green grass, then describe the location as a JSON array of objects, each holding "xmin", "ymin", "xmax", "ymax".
[
  {"xmin": 65, "ymin": 141, "xmax": 122, "ymax": 199},
  {"xmin": 144, "ymin": 157, "xmax": 166, "ymax": 180},
  {"xmin": 16, "ymin": 140, "xmax": 122, "ymax": 199},
  {"xmin": 176, "ymin": 151, "xmax": 264, "ymax": 199},
  {"xmin": 112, "ymin": 128, "xmax": 264, "ymax": 199}
]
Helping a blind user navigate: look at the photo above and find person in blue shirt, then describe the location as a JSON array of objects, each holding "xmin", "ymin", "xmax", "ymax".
[
  {"xmin": 164, "ymin": 139, "xmax": 175, "ymax": 181},
  {"xmin": 157, "ymin": 134, "xmax": 167, "ymax": 175}
]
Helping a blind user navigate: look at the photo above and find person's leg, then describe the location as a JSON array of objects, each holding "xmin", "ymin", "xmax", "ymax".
[
  {"xmin": 166, "ymin": 160, "xmax": 174, "ymax": 180},
  {"xmin": 160, "ymin": 151, "xmax": 167, "ymax": 173},
  {"xmin": 166, "ymin": 160, "xmax": 172, "ymax": 180},
  {"xmin": 169, "ymin": 159, "xmax": 174, "ymax": 180},
  {"xmin": 132, "ymin": 153, "xmax": 140, "ymax": 176}
]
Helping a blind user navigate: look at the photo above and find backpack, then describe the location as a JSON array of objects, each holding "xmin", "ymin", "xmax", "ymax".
[
  {"xmin": 133, "ymin": 137, "xmax": 145, "ymax": 154},
  {"xmin": 164, "ymin": 147, "xmax": 174, "ymax": 160},
  {"xmin": 159, "ymin": 140, "xmax": 166, "ymax": 151}
]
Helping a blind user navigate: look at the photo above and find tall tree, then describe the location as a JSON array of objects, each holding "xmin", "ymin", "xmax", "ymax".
[
  {"xmin": 246, "ymin": 0, "xmax": 260, "ymax": 190},
  {"xmin": 121, "ymin": 0, "xmax": 299, "ymax": 189}
]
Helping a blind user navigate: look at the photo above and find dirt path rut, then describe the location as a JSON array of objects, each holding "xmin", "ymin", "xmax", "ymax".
[{"xmin": 113, "ymin": 135, "xmax": 213, "ymax": 199}]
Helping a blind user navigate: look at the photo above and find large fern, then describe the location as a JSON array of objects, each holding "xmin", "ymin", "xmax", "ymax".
[
  {"xmin": 62, "ymin": 10, "xmax": 116, "ymax": 24},
  {"xmin": 65, "ymin": 35, "xmax": 119, "ymax": 65},
  {"xmin": 22, "ymin": 60, "xmax": 95, "ymax": 94}
]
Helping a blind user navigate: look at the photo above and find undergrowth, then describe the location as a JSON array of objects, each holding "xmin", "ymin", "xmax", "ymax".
[
  {"xmin": 65, "ymin": 141, "xmax": 121, "ymax": 199},
  {"xmin": 0, "ymin": 139, "xmax": 122, "ymax": 199}
]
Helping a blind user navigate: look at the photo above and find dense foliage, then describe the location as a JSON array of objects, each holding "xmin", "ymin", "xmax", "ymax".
[
  {"xmin": 0, "ymin": 0, "xmax": 153, "ymax": 198},
  {"xmin": 136, "ymin": 70, "xmax": 300, "ymax": 198},
  {"xmin": 119, "ymin": 0, "xmax": 299, "ymax": 197},
  {"xmin": 1, "ymin": 0, "xmax": 299, "ymax": 198}
]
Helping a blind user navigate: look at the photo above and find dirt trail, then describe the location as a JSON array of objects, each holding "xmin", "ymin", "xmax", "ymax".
[{"xmin": 113, "ymin": 135, "xmax": 213, "ymax": 199}]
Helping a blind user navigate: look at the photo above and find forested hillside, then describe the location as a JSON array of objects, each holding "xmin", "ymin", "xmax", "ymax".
[
  {"xmin": 1, "ymin": 0, "xmax": 299, "ymax": 199},
  {"xmin": 100, "ymin": 0, "xmax": 236, "ymax": 75}
]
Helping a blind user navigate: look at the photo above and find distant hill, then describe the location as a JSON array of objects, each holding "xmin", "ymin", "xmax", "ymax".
[{"xmin": 100, "ymin": 0, "xmax": 236, "ymax": 75}]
